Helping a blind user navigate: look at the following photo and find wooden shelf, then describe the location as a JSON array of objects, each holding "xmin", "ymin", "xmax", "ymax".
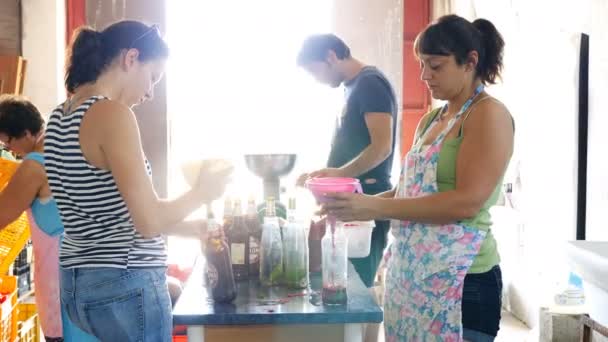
[{"xmin": 0, "ymin": 55, "xmax": 27, "ymax": 95}]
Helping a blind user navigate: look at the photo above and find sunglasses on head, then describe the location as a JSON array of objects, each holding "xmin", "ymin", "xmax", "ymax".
[{"xmin": 129, "ymin": 24, "xmax": 160, "ymax": 49}]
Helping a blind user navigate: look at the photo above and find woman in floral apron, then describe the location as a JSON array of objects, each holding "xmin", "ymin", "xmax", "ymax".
[{"xmin": 322, "ymin": 15, "xmax": 514, "ymax": 341}]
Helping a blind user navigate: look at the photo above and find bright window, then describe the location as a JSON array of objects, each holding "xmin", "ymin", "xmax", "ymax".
[{"xmin": 166, "ymin": 1, "xmax": 338, "ymax": 263}]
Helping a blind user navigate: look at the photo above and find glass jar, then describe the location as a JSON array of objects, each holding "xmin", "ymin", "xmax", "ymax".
[
  {"xmin": 259, "ymin": 197, "xmax": 283, "ymax": 286},
  {"xmin": 321, "ymin": 221, "xmax": 347, "ymax": 305}
]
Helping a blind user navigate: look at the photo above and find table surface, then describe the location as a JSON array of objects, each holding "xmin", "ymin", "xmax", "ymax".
[{"xmin": 172, "ymin": 257, "xmax": 383, "ymax": 326}]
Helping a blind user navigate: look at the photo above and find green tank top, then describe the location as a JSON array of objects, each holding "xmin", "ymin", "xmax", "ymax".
[{"xmin": 417, "ymin": 108, "xmax": 501, "ymax": 273}]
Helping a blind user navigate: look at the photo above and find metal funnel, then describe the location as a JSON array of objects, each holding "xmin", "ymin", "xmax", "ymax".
[{"xmin": 244, "ymin": 154, "xmax": 296, "ymax": 201}]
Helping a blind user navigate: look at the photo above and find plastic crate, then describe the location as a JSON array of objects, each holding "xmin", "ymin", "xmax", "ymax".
[
  {"xmin": 15, "ymin": 303, "xmax": 38, "ymax": 342},
  {"xmin": 16, "ymin": 272, "xmax": 31, "ymax": 297},
  {"xmin": 0, "ymin": 160, "xmax": 31, "ymax": 274},
  {"xmin": 12, "ymin": 264, "xmax": 30, "ymax": 276},
  {"xmin": 0, "ymin": 276, "xmax": 18, "ymax": 342}
]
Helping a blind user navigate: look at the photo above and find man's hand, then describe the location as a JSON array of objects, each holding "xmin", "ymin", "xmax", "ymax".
[{"xmin": 296, "ymin": 172, "xmax": 310, "ymax": 187}]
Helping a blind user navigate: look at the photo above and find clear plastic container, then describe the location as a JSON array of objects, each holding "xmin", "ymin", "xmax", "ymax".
[{"xmin": 343, "ymin": 221, "xmax": 375, "ymax": 258}]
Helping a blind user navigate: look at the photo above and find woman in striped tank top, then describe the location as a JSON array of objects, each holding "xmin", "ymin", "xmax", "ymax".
[{"xmin": 45, "ymin": 21, "xmax": 232, "ymax": 342}]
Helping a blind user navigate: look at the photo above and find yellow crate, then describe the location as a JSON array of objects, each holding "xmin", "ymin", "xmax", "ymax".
[
  {"xmin": 16, "ymin": 303, "xmax": 38, "ymax": 342},
  {"xmin": 0, "ymin": 276, "xmax": 18, "ymax": 342},
  {"xmin": 0, "ymin": 159, "xmax": 31, "ymax": 274}
]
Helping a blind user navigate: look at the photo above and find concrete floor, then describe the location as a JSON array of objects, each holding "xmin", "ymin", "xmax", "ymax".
[
  {"xmin": 496, "ymin": 310, "xmax": 535, "ymax": 342},
  {"xmin": 372, "ymin": 310, "xmax": 533, "ymax": 342}
]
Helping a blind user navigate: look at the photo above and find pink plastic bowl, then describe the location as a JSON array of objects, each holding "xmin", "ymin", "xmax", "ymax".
[{"xmin": 305, "ymin": 177, "xmax": 362, "ymax": 203}]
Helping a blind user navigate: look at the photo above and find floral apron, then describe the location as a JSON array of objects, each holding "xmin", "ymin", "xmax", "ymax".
[
  {"xmin": 384, "ymin": 85, "xmax": 487, "ymax": 341},
  {"xmin": 27, "ymin": 211, "xmax": 63, "ymax": 338}
]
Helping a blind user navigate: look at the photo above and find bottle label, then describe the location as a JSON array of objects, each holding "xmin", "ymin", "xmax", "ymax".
[
  {"xmin": 231, "ymin": 243, "xmax": 246, "ymax": 265},
  {"xmin": 205, "ymin": 263, "xmax": 219, "ymax": 289},
  {"xmin": 249, "ymin": 237, "xmax": 260, "ymax": 264}
]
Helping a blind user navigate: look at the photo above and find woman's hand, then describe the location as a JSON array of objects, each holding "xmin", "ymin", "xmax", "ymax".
[
  {"xmin": 195, "ymin": 160, "xmax": 234, "ymax": 203},
  {"xmin": 296, "ymin": 168, "xmax": 346, "ymax": 187},
  {"xmin": 320, "ymin": 192, "xmax": 383, "ymax": 222},
  {"xmin": 199, "ymin": 220, "xmax": 209, "ymax": 242},
  {"xmin": 199, "ymin": 219, "xmax": 228, "ymax": 253}
]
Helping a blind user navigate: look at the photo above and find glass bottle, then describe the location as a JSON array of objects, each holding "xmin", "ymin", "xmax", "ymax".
[
  {"xmin": 204, "ymin": 211, "xmax": 237, "ymax": 303},
  {"xmin": 246, "ymin": 196, "xmax": 261, "ymax": 279},
  {"xmin": 222, "ymin": 197, "xmax": 233, "ymax": 231},
  {"xmin": 283, "ymin": 197, "xmax": 309, "ymax": 289},
  {"xmin": 228, "ymin": 199, "xmax": 249, "ymax": 281},
  {"xmin": 259, "ymin": 197, "xmax": 283, "ymax": 286},
  {"xmin": 321, "ymin": 221, "xmax": 347, "ymax": 305}
]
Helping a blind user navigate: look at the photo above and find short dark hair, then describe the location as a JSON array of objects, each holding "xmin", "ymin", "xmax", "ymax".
[
  {"xmin": 296, "ymin": 34, "xmax": 351, "ymax": 66},
  {"xmin": 65, "ymin": 20, "xmax": 169, "ymax": 93},
  {"xmin": 0, "ymin": 95, "xmax": 44, "ymax": 139},
  {"xmin": 415, "ymin": 15, "xmax": 505, "ymax": 84}
]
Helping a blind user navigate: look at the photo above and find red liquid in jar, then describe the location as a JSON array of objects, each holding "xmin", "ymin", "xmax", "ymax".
[{"xmin": 321, "ymin": 285, "xmax": 347, "ymax": 305}]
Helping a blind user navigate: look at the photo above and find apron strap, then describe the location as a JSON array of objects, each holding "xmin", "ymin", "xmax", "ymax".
[
  {"xmin": 414, "ymin": 85, "xmax": 485, "ymax": 150},
  {"xmin": 458, "ymin": 95, "xmax": 492, "ymax": 136},
  {"xmin": 413, "ymin": 108, "xmax": 442, "ymax": 146}
]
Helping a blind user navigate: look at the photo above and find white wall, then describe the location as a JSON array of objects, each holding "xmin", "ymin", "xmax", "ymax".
[
  {"xmin": 332, "ymin": 0, "xmax": 404, "ymax": 160},
  {"xmin": 434, "ymin": 0, "xmax": 599, "ymax": 330},
  {"xmin": 491, "ymin": 0, "xmax": 590, "ymax": 329},
  {"xmin": 586, "ymin": 0, "xmax": 608, "ymax": 242},
  {"xmin": 332, "ymin": 0, "xmax": 403, "ymax": 108},
  {"xmin": 21, "ymin": 0, "xmax": 65, "ymax": 114}
]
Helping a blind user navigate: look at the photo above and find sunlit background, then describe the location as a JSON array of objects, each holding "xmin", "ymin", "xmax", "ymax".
[{"xmin": 165, "ymin": 1, "xmax": 339, "ymax": 262}]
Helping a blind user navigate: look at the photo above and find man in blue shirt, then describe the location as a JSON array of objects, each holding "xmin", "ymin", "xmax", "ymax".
[{"xmin": 296, "ymin": 34, "xmax": 397, "ymax": 288}]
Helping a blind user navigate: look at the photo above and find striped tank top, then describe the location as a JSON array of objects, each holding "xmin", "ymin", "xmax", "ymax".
[{"xmin": 44, "ymin": 96, "xmax": 167, "ymax": 269}]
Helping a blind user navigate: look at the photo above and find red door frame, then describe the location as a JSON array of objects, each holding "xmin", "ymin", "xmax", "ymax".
[
  {"xmin": 402, "ymin": 0, "xmax": 431, "ymax": 157},
  {"xmin": 66, "ymin": 0, "xmax": 87, "ymax": 45}
]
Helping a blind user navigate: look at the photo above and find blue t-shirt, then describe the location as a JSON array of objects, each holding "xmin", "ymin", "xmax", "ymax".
[{"xmin": 327, "ymin": 66, "xmax": 397, "ymax": 194}]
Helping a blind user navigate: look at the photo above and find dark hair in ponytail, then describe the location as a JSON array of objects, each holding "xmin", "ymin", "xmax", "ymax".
[
  {"xmin": 414, "ymin": 15, "xmax": 504, "ymax": 84},
  {"xmin": 472, "ymin": 18, "xmax": 504, "ymax": 85},
  {"xmin": 65, "ymin": 28, "xmax": 104, "ymax": 93},
  {"xmin": 65, "ymin": 20, "xmax": 169, "ymax": 93}
]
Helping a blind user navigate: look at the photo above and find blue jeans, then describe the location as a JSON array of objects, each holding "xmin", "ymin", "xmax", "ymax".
[
  {"xmin": 62, "ymin": 306, "xmax": 99, "ymax": 342},
  {"xmin": 462, "ymin": 265, "xmax": 503, "ymax": 341},
  {"xmin": 60, "ymin": 267, "xmax": 172, "ymax": 342},
  {"xmin": 463, "ymin": 328, "xmax": 496, "ymax": 342}
]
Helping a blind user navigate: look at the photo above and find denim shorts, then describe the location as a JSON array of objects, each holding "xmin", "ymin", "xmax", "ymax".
[
  {"xmin": 462, "ymin": 265, "xmax": 503, "ymax": 341},
  {"xmin": 60, "ymin": 267, "xmax": 172, "ymax": 342}
]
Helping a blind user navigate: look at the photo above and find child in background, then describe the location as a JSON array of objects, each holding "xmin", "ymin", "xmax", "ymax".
[{"xmin": 0, "ymin": 95, "xmax": 97, "ymax": 342}]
